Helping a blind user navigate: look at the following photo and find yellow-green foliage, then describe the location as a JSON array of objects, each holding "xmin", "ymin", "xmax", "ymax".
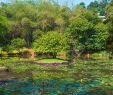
[
  {"xmin": 1, "ymin": 51, "xmax": 8, "ymax": 56},
  {"xmin": 19, "ymin": 49, "xmax": 31, "ymax": 54},
  {"xmin": 33, "ymin": 32, "xmax": 69, "ymax": 54},
  {"xmin": 91, "ymin": 51, "xmax": 109, "ymax": 60},
  {"xmin": 57, "ymin": 51, "xmax": 67, "ymax": 60},
  {"xmin": 0, "ymin": 48, "xmax": 8, "ymax": 56},
  {"xmin": 12, "ymin": 50, "xmax": 19, "ymax": 54}
]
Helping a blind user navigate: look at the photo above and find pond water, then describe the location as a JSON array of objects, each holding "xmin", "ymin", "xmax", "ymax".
[
  {"xmin": 0, "ymin": 79, "xmax": 106, "ymax": 95},
  {"xmin": 0, "ymin": 60, "xmax": 113, "ymax": 95}
]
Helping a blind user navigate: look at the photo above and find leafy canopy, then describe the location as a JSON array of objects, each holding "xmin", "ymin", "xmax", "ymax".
[
  {"xmin": 11, "ymin": 38, "xmax": 26, "ymax": 49},
  {"xmin": 33, "ymin": 32, "xmax": 69, "ymax": 53}
]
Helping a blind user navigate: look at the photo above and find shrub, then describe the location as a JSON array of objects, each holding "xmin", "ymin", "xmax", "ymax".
[{"xmin": 11, "ymin": 38, "xmax": 26, "ymax": 49}]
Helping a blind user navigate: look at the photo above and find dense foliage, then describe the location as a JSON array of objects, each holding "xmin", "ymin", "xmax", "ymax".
[
  {"xmin": 33, "ymin": 32, "xmax": 69, "ymax": 58},
  {"xmin": 87, "ymin": 0, "xmax": 110, "ymax": 15},
  {"xmin": 0, "ymin": 1, "xmax": 113, "ymax": 94},
  {"xmin": 106, "ymin": 0, "xmax": 113, "ymax": 54},
  {"xmin": 0, "ymin": 0, "xmax": 112, "ymax": 58}
]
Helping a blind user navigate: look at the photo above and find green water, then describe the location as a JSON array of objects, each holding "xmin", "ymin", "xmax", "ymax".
[
  {"xmin": 0, "ymin": 60, "xmax": 113, "ymax": 95},
  {"xmin": 0, "ymin": 79, "xmax": 106, "ymax": 95}
]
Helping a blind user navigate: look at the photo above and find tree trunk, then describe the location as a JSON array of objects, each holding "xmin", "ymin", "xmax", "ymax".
[{"xmin": 52, "ymin": 52, "xmax": 56, "ymax": 58}]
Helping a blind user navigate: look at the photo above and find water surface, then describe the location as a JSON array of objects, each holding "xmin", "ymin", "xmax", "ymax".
[{"xmin": 0, "ymin": 60, "xmax": 113, "ymax": 95}]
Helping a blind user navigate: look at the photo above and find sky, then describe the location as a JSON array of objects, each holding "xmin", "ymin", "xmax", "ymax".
[
  {"xmin": 0, "ymin": 0, "xmax": 95, "ymax": 7},
  {"xmin": 58, "ymin": 0, "xmax": 95, "ymax": 6}
]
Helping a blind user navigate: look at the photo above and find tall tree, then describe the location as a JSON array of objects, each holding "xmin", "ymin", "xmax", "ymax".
[
  {"xmin": 67, "ymin": 7, "xmax": 108, "ymax": 54},
  {"xmin": 87, "ymin": 0, "xmax": 110, "ymax": 15},
  {"xmin": 106, "ymin": 0, "xmax": 113, "ymax": 53},
  {"xmin": 1, "ymin": 3, "xmax": 38, "ymax": 47},
  {"xmin": 0, "ymin": 16, "xmax": 9, "ymax": 46}
]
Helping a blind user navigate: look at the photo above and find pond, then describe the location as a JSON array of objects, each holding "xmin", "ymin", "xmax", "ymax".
[
  {"xmin": 0, "ymin": 59, "xmax": 113, "ymax": 95},
  {"xmin": 0, "ymin": 79, "xmax": 107, "ymax": 95}
]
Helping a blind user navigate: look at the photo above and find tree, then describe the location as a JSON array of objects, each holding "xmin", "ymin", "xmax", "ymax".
[
  {"xmin": 11, "ymin": 38, "xmax": 26, "ymax": 49},
  {"xmin": 72, "ymin": 6, "xmax": 100, "ymax": 24},
  {"xmin": 0, "ymin": 16, "xmax": 9, "ymax": 46},
  {"xmin": 0, "ymin": 0, "xmax": 110, "ymax": 58},
  {"xmin": 87, "ymin": 1, "xmax": 99, "ymax": 12},
  {"xmin": 67, "ymin": 7, "xmax": 108, "ymax": 56},
  {"xmin": 94, "ymin": 23, "xmax": 108, "ymax": 50},
  {"xmin": 67, "ymin": 17, "xmax": 93, "ymax": 51},
  {"xmin": 106, "ymin": 0, "xmax": 113, "ymax": 53},
  {"xmin": 37, "ymin": 2, "xmax": 57, "ymax": 32},
  {"xmin": 87, "ymin": 0, "xmax": 110, "ymax": 16},
  {"xmin": 1, "ymin": 3, "xmax": 38, "ymax": 47},
  {"xmin": 33, "ymin": 32, "xmax": 69, "ymax": 58},
  {"xmin": 78, "ymin": 2, "xmax": 86, "ymax": 8}
]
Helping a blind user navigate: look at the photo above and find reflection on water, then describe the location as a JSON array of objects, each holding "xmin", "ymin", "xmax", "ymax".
[
  {"xmin": 0, "ymin": 60, "xmax": 113, "ymax": 95},
  {"xmin": 0, "ymin": 79, "xmax": 107, "ymax": 95}
]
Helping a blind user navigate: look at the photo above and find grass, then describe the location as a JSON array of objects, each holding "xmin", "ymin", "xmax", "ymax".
[{"xmin": 38, "ymin": 58, "xmax": 67, "ymax": 63}]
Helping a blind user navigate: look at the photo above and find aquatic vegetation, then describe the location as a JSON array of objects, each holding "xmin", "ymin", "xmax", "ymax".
[
  {"xmin": 32, "ymin": 71, "xmax": 72, "ymax": 80},
  {"xmin": 0, "ymin": 58, "xmax": 113, "ymax": 94},
  {"xmin": 0, "ymin": 58, "xmax": 44, "ymax": 73}
]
